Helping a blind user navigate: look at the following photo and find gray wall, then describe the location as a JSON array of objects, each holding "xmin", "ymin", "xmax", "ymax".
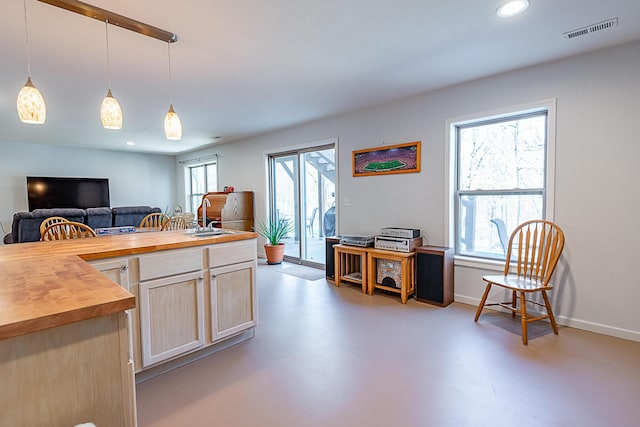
[
  {"xmin": 0, "ymin": 141, "xmax": 176, "ymax": 235},
  {"xmin": 177, "ymin": 40, "xmax": 640, "ymax": 341},
  {"xmin": 3, "ymin": 40, "xmax": 633, "ymax": 342}
]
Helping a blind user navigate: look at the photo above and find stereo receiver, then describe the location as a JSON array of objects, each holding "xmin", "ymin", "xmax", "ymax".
[
  {"xmin": 374, "ymin": 236, "xmax": 423, "ymax": 252},
  {"xmin": 379, "ymin": 227, "xmax": 421, "ymax": 238}
]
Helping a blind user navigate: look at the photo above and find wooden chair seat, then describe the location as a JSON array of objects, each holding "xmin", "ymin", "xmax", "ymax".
[
  {"xmin": 482, "ymin": 275, "xmax": 553, "ymax": 292},
  {"xmin": 474, "ymin": 220, "xmax": 565, "ymax": 345}
]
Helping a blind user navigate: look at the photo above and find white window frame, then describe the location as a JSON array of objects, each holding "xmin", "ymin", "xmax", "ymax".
[
  {"xmin": 444, "ymin": 99, "xmax": 556, "ymax": 270},
  {"xmin": 185, "ymin": 161, "xmax": 218, "ymax": 213}
]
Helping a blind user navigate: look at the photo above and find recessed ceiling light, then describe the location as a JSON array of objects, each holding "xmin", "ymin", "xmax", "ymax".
[
  {"xmin": 126, "ymin": 141, "xmax": 135, "ymax": 146},
  {"xmin": 496, "ymin": 0, "xmax": 530, "ymax": 18}
]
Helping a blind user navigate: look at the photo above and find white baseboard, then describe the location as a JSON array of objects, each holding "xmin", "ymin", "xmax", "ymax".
[
  {"xmin": 455, "ymin": 294, "xmax": 640, "ymax": 343},
  {"xmin": 135, "ymin": 329, "xmax": 255, "ymax": 383}
]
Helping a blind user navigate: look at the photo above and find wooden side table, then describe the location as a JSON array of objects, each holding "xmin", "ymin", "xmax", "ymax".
[
  {"xmin": 333, "ymin": 244, "xmax": 368, "ymax": 293},
  {"xmin": 366, "ymin": 248, "xmax": 416, "ymax": 304}
]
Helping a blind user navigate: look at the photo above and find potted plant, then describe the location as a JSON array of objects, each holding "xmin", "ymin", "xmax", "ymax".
[{"xmin": 255, "ymin": 218, "xmax": 292, "ymax": 265}]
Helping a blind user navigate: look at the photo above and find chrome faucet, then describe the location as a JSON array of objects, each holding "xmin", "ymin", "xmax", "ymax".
[{"xmin": 201, "ymin": 198, "xmax": 211, "ymax": 231}]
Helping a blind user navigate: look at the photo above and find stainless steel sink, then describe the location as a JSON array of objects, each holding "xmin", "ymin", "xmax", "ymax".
[{"xmin": 186, "ymin": 228, "xmax": 234, "ymax": 237}]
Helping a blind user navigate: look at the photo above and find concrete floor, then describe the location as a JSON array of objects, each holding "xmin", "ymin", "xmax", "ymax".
[{"xmin": 136, "ymin": 261, "xmax": 640, "ymax": 427}]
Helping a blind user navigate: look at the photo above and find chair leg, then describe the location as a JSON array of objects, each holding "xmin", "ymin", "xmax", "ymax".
[
  {"xmin": 512, "ymin": 290, "xmax": 517, "ymax": 318},
  {"xmin": 474, "ymin": 283, "xmax": 492, "ymax": 321},
  {"xmin": 541, "ymin": 290, "xmax": 559, "ymax": 335},
  {"xmin": 520, "ymin": 291, "xmax": 528, "ymax": 345}
]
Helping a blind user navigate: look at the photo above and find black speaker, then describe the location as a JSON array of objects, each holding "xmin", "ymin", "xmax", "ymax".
[
  {"xmin": 325, "ymin": 236, "xmax": 341, "ymax": 279},
  {"xmin": 415, "ymin": 246, "xmax": 454, "ymax": 307}
]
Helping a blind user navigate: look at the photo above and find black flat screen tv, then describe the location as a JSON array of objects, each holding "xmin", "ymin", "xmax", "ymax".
[{"xmin": 27, "ymin": 176, "xmax": 110, "ymax": 211}]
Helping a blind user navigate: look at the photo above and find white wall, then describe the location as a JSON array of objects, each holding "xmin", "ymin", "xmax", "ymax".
[
  {"xmin": 0, "ymin": 141, "xmax": 176, "ymax": 236},
  {"xmin": 177, "ymin": 40, "xmax": 640, "ymax": 341}
]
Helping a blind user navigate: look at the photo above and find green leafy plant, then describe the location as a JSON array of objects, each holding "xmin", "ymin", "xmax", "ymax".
[{"xmin": 255, "ymin": 218, "xmax": 292, "ymax": 246}]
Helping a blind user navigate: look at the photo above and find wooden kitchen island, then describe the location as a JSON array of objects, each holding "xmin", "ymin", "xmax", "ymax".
[{"xmin": 0, "ymin": 229, "xmax": 258, "ymax": 427}]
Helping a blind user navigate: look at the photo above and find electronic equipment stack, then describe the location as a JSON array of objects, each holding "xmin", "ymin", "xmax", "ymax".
[
  {"xmin": 374, "ymin": 227, "xmax": 422, "ymax": 252},
  {"xmin": 339, "ymin": 234, "xmax": 375, "ymax": 247}
]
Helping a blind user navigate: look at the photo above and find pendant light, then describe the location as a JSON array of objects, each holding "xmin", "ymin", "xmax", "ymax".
[
  {"xmin": 17, "ymin": 0, "xmax": 46, "ymax": 124},
  {"xmin": 164, "ymin": 41, "xmax": 182, "ymax": 140},
  {"xmin": 100, "ymin": 19, "xmax": 123, "ymax": 129}
]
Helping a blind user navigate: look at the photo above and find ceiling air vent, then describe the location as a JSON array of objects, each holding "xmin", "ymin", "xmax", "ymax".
[{"xmin": 563, "ymin": 18, "xmax": 618, "ymax": 40}]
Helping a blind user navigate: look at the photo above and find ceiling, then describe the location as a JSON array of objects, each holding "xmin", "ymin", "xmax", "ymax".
[{"xmin": 1, "ymin": 0, "xmax": 639, "ymax": 155}]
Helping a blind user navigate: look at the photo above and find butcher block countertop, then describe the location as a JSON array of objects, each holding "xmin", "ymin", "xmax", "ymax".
[{"xmin": 0, "ymin": 229, "xmax": 257, "ymax": 340}]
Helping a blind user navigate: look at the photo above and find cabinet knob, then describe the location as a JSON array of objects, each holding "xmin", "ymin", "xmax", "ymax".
[{"xmin": 120, "ymin": 264, "xmax": 128, "ymax": 271}]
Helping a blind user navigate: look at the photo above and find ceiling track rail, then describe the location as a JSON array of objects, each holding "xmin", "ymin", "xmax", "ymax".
[{"xmin": 37, "ymin": 0, "xmax": 178, "ymax": 43}]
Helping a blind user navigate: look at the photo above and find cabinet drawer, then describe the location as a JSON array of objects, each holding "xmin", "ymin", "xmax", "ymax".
[
  {"xmin": 208, "ymin": 239, "xmax": 257, "ymax": 268},
  {"xmin": 139, "ymin": 248, "xmax": 202, "ymax": 281}
]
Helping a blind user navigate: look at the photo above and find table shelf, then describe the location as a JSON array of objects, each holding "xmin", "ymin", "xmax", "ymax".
[
  {"xmin": 333, "ymin": 244, "xmax": 368, "ymax": 293},
  {"xmin": 367, "ymin": 248, "xmax": 415, "ymax": 304},
  {"xmin": 343, "ymin": 272, "xmax": 363, "ymax": 283},
  {"xmin": 373, "ymin": 283, "xmax": 401, "ymax": 294},
  {"xmin": 333, "ymin": 244, "xmax": 415, "ymax": 303}
]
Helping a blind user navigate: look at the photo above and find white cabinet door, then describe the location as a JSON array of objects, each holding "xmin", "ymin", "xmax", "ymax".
[
  {"xmin": 91, "ymin": 258, "xmax": 130, "ymax": 291},
  {"xmin": 210, "ymin": 260, "xmax": 257, "ymax": 341},
  {"xmin": 139, "ymin": 270, "xmax": 205, "ymax": 367},
  {"xmin": 91, "ymin": 257, "xmax": 136, "ymax": 368}
]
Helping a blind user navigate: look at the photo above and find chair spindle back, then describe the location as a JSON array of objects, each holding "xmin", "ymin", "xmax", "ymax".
[
  {"xmin": 41, "ymin": 221, "xmax": 97, "ymax": 241},
  {"xmin": 504, "ymin": 220, "xmax": 564, "ymax": 285}
]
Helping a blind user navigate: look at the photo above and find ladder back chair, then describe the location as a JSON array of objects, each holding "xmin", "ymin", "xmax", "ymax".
[
  {"xmin": 161, "ymin": 216, "xmax": 188, "ymax": 231},
  {"xmin": 138, "ymin": 213, "xmax": 170, "ymax": 230},
  {"xmin": 474, "ymin": 220, "xmax": 565, "ymax": 345},
  {"xmin": 41, "ymin": 221, "xmax": 97, "ymax": 241}
]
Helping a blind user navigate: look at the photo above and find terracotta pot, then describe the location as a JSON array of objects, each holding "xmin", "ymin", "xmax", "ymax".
[{"xmin": 264, "ymin": 243, "xmax": 285, "ymax": 265}]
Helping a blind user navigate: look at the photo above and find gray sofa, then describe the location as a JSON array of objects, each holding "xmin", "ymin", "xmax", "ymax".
[
  {"xmin": 86, "ymin": 207, "xmax": 113, "ymax": 229},
  {"xmin": 112, "ymin": 206, "xmax": 161, "ymax": 228},
  {"xmin": 4, "ymin": 206, "xmax": 161, "ymax": 244}
]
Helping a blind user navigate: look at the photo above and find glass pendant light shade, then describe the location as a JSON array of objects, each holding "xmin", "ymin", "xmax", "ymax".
[
  {"xmin": 100, "ymin": 89, "xmax": 123, "ymax": 129},
  {"xmin": 164, "ymin": 104, "xmax": 182, "ymax": 140},
  {"xmin": 18, "ymin": 0, "xmax": 45, "ymax": 125},
  {"xmin": 17, "ymin": 77, "xmax": 46, "ymax": 124},
  {"xmin": 100, "ymin": 21, "xmax": 123, "ymax": 130}
]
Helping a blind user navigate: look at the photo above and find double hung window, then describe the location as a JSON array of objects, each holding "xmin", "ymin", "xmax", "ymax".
[
  {"xmin": 450, "ymin": 101, "xmax": 555, "ymax": 260},
  {"xmin": 187, "ymin": 162, "xmax": 217, "ymax": 213}
]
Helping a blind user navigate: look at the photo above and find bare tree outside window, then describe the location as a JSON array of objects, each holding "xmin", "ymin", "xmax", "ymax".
[
  {"xmin": 188, "ymin": 162, "xmax": 217, "ymax": 213},
  {"xmin": 456, "ymin": 113, "xmax": 547, "ymax": 259}
]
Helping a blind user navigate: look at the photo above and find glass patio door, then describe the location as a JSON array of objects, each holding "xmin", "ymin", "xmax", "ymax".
[{"xmin": 269, "ymin": 144, "xmax": 336, "ymax": 267}]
